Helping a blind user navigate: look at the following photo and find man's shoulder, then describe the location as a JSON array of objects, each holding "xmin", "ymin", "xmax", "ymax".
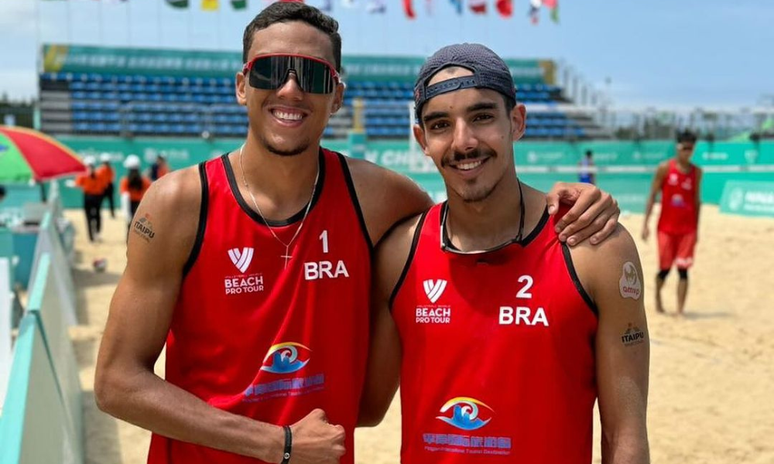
[
  {"xmin": 569, "ymin": 224, "xmax": 637, "ymax": 266},
  {"xmin": 142, "ymin": 165, "xmax": 202, "ymax": 212}
]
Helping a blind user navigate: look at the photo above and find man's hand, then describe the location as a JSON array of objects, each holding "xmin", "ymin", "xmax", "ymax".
[
  {"xmin": 287, "ymin": 409, "xmax": 346, "ymax": 464},
  {"xmin": 546, "ymin": 182, "xmax": 620, "ymax": 246}
]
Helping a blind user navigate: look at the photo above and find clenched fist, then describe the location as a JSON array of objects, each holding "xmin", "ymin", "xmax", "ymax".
[{"xmin": 286, "ymin": 409, "xmax": 346, "ymax": 464}]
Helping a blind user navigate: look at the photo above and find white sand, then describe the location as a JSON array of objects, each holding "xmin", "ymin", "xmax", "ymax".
[{"xmin": 68, "ymin": 206, "xmax": 774, "ymax": 463}]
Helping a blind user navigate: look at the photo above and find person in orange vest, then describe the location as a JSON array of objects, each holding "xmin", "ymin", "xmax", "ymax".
[
  {"xmin": 98, "ymin": 153, "xmax": 116, "ymax": 218},
  {"xmin": 120, "ymin": 155, "xmax": 152, "ymax": 234},
  {"xmin": 72, "ymin": 156, "xmax": 106, "ymax": 242},
  {"xmin": 149, "ymin": 154, "xmax": 170, "ymax": 181}
]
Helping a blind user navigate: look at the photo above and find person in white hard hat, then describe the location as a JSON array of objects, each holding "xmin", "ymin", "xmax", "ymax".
[
  {"xmin": 97, "ymin": 153, "xmax": 117, "ymax": 219},
  {"xmin": 120, "ymin": 155, "xmax": 152, "ymax": 235}
]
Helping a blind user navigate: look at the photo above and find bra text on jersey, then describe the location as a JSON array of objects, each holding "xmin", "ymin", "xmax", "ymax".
[
  {"xmin": 303, "ymin": 260, "xmax": 350, "ymax": 281},
  {"xmin": 498, "ymin": 306, "xmax": 549, "ymax": 326}
]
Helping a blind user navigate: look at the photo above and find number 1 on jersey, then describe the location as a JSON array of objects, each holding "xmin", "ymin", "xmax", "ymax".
[{"xmin": 319, "ymin": 230, "xmax": 329, "ymax": 254}]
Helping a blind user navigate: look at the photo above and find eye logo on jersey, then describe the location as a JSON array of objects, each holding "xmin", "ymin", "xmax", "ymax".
[
  {"xmin": 228, "ymin": 247, "xmax": 254, "ymax": 273},
  {"xmin": 423, "ymin": 279, "xmax": 447, "ymax": 304},
  {"xmin": 436, "ymin": 397, "xmax": 493, "ymax": 431},
  {"xmin": 260, "ymin": 342, "xmax": 311, "ymax": 374}
]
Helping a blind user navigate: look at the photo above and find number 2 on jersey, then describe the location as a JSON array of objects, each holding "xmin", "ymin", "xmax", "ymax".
[{"xmin": 516, "ymin": 275, "xmax": 533, "ymax": 299}]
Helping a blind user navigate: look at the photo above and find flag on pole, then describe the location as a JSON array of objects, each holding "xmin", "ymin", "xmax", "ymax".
[
  {"xmin": 449, "ymin": 0, "xmax": 462, "ymax": 14},
  {"xmin": 201, "ymin": 0, "xmax": 219, "ymax": 11},
  {"xmin": 231, "ymin": 0, "xmax": 247, "ymax": 9},
  {"xmin": 496, "ymin": 0, "xmax": 512, "ymax": 17},
  {"xmin": 403, "ymin": 0, "xmax": 416, "ymax": 18},
  {"xmin": 166, "ymin": 0, "xmax": 189, "ymax": 7},
  {"xmin": 543, "ymin": 0, "xmax": 559, "ymax": 23},
  {"xmin": 367, "ymin": 0, "xmax": 386, "ymax": 13},
  {"xmin": 528, "ymin": 0, "xmax": 541, "ymax": 24},
  {"xmin": 469, "ymin": 0, "xmax": 486, "ymax": 14}
]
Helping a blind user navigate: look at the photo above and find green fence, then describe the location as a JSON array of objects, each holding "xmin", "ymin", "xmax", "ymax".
[
  {"xmin": 0, "ymin": 254, "xmax": 84, "ymax": 464},
  {"xmin": 0, "ymin": 188, "xmax": 83, "ymax": 464}
]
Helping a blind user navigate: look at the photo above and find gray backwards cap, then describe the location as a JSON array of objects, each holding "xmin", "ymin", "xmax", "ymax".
[{"xmin": 414, "ymin": 43, "xmax": 516, "ymax": 122}]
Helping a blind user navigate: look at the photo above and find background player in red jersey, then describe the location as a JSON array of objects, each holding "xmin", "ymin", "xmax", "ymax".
[
  {"xmin": 360, "ymin": 44, "xmax": 650, "ymax": 464},
  {"xmin": 94, "ymin": 4, "xmax": 622, "ymax": 464},
  {"xmin": 642, "ymin": 130, "xmax": 702, "ymax": 315}
]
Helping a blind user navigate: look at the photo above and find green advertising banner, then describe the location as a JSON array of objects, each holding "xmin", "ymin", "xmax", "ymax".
[
  {"xmin": 42, "ymin": 44, "xmax": 554, "ymax": 84},
  {"xmin": 43, "ymin": 44, "xmax": 243, "ymax": 78},
  {"xmin": 720, "ymin": 181, "xmax": 774, "ymax": 217},
  {"xmin": 40, "ymin": 137, "xmax": 774, "ymax": 214}
]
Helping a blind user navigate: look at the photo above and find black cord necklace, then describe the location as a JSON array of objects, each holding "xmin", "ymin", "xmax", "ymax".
[{"xmin": 441, "ymin": 179, "xmax": 525, "ymax": 255}]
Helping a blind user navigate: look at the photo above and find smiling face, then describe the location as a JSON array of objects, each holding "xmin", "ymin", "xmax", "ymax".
[
  {"xmin": 414, "ymin": 67, "xmax": 526, "ymax": 203},
  {"xmin": 236, "ymin": 21, "xmax": 344, "ymax": 157}
]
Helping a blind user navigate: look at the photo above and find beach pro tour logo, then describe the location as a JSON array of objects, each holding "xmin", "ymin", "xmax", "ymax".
[
  {"xmin": 436, "ymin": 397, "xmax": 493, "ymax": 431},
  {"xmin": 423, "ymin": 279, "xmax": 447, "ymax": 304},
  {"xmin": 228, "ymin": 247, "xmax": 254, "ymax": 273},
  {"xmin": 260, "ymin": 342, "xmax": 311, "ymax": 374}
]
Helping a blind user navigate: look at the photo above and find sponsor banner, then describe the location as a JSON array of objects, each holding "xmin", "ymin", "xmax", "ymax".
[
  {"xmin": 42, "ymin": 44, "xmax": 552, "ymax": 84},
  {"xmin": 720, "ymin": 181, "xmax": 774, "ymax": 217},
  {"xmin": 43, "ymin": 44, "xmax": 242, "ymax": 78},
  {"xmin": 49, "ymin": 137, "xmax": 774, "ymax": 213}
]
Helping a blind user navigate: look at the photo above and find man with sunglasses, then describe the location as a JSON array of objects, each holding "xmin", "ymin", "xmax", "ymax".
[
  {"xmin": 642, "ymin": 130, "xmax": 702, "ymax": 315},
  {"xmin": 359, "ymin": 44, "xmax": 650, "ymax": 464},
  {"xmin": 95, "ymin": 4, "xmax": 621, "ymax": 464}
]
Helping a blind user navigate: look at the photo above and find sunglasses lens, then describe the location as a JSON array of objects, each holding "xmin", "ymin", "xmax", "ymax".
[{"xmin": 248, "ymin": 55, "xmax": 336, "ymax": 94}]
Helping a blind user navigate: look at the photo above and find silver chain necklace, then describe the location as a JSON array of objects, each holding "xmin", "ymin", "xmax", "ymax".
[{"xmin": 238, "ymin": 145, "xmax": 319, "ymax": 269}]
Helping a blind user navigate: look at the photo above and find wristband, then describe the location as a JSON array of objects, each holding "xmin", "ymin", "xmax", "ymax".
[{"xmin": 280, "ymin": 425, "xmax": 292, "ymax": 464}]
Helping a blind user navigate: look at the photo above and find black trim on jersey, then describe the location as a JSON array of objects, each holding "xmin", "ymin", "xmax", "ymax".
[
  {"xmin": 520, "ymin": 208, "xmax": 550, "ymax": 247},
  {"xmin": 222, "ymin": 149, "xmax": 326, "ymax": 227},
  {"xmin": 182, "ymin": 161, "xmax": 209, "ymax": 277},
  {"xmin": 388, "ymin": 211, "xmax": 428, "ymax": 311},
  {"xmin": 337, "ymin": 152, "xmax": 374, "ymax": 251},
  {"xmin": 561, "ymin": 243, "xmax": 598, "ymax": 316},
  {"xmin": 440, "ymin": 205, "xmax": 550, "ymax": 252}
]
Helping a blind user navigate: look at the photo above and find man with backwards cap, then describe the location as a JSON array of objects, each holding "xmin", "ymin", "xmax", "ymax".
[
  {"xmin": 95, "ymin": 4, "xmax": 623, "ymax": 464},
  {"xmin": 359, "ymin": 43, "xmax": 650, "ymax": 464}
]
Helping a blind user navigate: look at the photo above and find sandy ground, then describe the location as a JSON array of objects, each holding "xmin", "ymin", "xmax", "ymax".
[{"xmin": 66, "ymin": 206, "xmax": 774, "ymax": 464}]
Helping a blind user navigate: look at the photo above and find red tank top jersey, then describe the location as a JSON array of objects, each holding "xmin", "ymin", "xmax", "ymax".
[
  {"xmin": 658, "ymin": 159, "xmax": 698, "ymax": 234},
  {"xmin": 148, "ymin": 149, "xmax": 372, "ymax": 464},
  {"xmin": 391, "ymin": 203, "xmax": 598, "ymax": 464}
]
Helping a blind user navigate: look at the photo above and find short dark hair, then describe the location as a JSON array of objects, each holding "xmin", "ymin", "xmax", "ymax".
[
  {"xmin": 585, "ymin": 150, "xmax": 593, "ymax": 157},
  {"xmin": 242, "ymin": 2, "xmax": 342, "ymax": 71},
  {"xmin": 677, "ymin": 129, "xmax": 698, "ymax": 145}
]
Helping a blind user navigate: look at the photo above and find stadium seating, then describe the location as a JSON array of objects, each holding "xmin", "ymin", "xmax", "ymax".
[{"xmin": 39, "ymin": 72, "xmax": 596, "ymax": 140}]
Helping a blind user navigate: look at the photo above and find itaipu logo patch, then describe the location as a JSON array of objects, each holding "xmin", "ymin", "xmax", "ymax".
[
  {"xmin": 133, "ymin": 213, "xmax": 156, "ymax": 242},
  {"xmin": 619, "ymin": 262, "xmax": 641, "ymax": 300}
]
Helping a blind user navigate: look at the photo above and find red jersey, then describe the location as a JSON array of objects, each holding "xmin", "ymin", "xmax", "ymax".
[
  {"xmin": 658, "ymin": 159, "xmax": 698, "ymax": 235},
  {"xmin": 148, "ymin": 149, "xmax": 372, "ymax": 464},
  {"xmin": 391, "ymin": 203, "xmax": 598, "ymax": 464}
]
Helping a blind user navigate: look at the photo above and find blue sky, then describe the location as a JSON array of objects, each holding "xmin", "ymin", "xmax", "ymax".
[{"xmin": 1, "ymin": 0, "xmax": 772, "ymax": 109}]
